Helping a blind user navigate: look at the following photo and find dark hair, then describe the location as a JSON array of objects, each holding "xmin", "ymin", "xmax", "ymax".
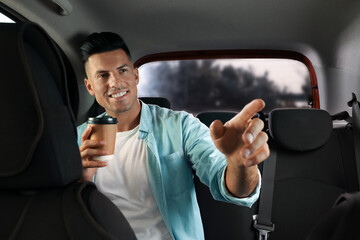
[{"xmin": 80, "ymin": 32, "xmax": 132, "ymax": 63}]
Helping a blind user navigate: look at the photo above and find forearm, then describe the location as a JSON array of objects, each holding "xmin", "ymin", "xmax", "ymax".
[{"xmin": 225, "ymin": 161, "xmax": 259, "ymax": 198}]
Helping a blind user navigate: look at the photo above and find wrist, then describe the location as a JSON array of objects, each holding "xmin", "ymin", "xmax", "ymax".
[{"xmin": 225, "ymin": 163, "xmax": 259, "ymax": 198}]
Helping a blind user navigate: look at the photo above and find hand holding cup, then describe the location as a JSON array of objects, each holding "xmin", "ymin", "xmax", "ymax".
[{"xmin": 79, "ymin": 116, "xmax": 117, "ymax": 181}]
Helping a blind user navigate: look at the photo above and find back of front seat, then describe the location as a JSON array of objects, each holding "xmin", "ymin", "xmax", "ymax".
[{"xmin": 0, "ymin": 22, "xmax": 136, "ymax": 239}]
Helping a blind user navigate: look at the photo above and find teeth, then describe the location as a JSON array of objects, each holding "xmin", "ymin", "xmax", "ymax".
[{"xmin": 110, "ymin": 91, "xmax": 126, "ymax": 98}]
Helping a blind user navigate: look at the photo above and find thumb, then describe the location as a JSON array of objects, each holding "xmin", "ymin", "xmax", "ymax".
[{"xmin": 210, "ymin": 120, "xmax": 226, "ymax": 140}]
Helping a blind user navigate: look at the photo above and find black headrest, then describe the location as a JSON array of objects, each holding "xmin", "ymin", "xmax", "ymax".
[
  {"xmin": 0, "ymin": 22, "xmax": 82, "ymax": 189},
  {"xmin": 140, "ymin": 97, "xmax": 171, "ymax": 109},
  {"xmin": 268, "ymin": 108, "xmax": 332, "ymax": 151},
  {"xmin": 196, "ymin": 111, "xmax": 237, "ymax": 127}
]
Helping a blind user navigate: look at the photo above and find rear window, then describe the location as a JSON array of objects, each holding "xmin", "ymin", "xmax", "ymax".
[
  {"xmin": 138, "ymin": 58, "xmax": 313, "ymax": 114},
  {"xmin": 0, "ymin": 12, "xmax": 15, "ymax": 23}
]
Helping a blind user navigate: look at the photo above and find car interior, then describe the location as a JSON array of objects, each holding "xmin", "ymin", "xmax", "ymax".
[{"xmin": 0, "ymin": 0, "xmax": 360, "ymax": 239}]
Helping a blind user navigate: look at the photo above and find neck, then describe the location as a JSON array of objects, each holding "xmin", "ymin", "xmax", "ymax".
[{"xmin": 106, "ymin": 99, "xmax": 141, "ymax": 132}]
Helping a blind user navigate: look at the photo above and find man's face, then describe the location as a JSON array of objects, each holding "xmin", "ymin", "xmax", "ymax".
[{"xmin": 84, "ymin": 49, "xmax": 139, "ymax": 116}]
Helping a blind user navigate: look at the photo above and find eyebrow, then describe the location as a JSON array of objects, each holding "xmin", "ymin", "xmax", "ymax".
[
  {"xmin": 94, "ymin": 70, "xmax": 108, "ymax": 76},
  {"xmin": 94, "ymin": 64, "xmax": 129, "ymax": 76},
  {"xmin": 116, "ymin": 64, "xmax": 129, "ymax": 70}
]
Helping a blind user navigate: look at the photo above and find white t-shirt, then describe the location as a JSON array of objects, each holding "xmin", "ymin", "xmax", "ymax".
[{"xmin": 94, "ymin": 125, "xmax": 172, "ymax": 240}]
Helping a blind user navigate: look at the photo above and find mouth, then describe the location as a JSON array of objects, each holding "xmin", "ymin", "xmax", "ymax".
[{"xmin": 108, "ymin": 91, "xmax": 127, "ymax": 98}]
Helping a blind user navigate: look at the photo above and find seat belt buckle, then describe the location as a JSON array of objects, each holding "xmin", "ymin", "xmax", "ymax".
[{"xmin": 252, "ymin": 215, "xmax": 275, "ymax": 240}]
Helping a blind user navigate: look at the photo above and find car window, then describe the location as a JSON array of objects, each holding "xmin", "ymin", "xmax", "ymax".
[
  {"xmin": 138, "ymin": 58, "xmax": 313, "ymax": 114},
  {"xmin": 0, "ymin": 12, "xmax": 15, "ymax": 23}
]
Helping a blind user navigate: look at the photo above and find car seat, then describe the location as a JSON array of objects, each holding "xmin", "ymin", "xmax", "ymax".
[
  {"xmin": 0, "ymin": 22, "xmax": 136, "ymax": 239},
  {"xmin": 305, "ymin": 191, "xmax": 360, "ymax": 240},
  {"xmin": 196, "ymin": 111, "xmax": 237, "ymax": 127},
  {"xmin": 304, "ymin": 95, "xmax": 360, "ymax": 240},
  {"xmin": 255, "ymin": 108, "xmax": 359, "ymax": 240}
]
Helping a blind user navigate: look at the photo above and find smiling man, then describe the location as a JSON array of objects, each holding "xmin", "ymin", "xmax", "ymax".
[
  {"xmin": 77, "ymin": 32, "xmax": 269, "ymax": 240},
  {"xmin": 83, "ymin": 48, "xmax": 141, "ymax": 131}
]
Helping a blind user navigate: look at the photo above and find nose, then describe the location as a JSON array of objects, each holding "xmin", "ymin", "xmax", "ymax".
[{"xmin": 108, "ymin": 72, "xmax": 123, "ymax": 88}]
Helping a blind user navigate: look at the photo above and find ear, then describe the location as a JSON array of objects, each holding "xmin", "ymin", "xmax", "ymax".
[
  {"xmin": 84, "ymin": 78, "xmax": 95, "ymax": 96},
  {"xmin": 134, "ymin": 67, "xmax": 139, "ymax": 85}
]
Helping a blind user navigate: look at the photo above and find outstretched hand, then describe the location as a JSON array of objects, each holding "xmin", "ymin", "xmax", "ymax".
[
  {"xmin": 210, "ymin": 99, "xmax": 269, "ymax": 197},
  {"xmin": 210, "ymin": 99, "xmax": 269, "ymax": 167}
]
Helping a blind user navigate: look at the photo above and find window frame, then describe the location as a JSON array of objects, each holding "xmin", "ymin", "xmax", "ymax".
[
  {"xmin": 134, "ymin": 49, "xmax": 319, "ymax": 109},
  {"xmin": 0, "ymin": 3, "xmax": 27, "ymax": 23}
]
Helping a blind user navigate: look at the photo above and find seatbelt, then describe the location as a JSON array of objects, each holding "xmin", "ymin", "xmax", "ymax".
[
  {"xmin": 253, "ymin": 139, "xmax": 276, "ymax": 240},
  {"xmin": 331, "ymin": 111, "xmax": 351, "ymax": 123},
  {"xmin": 347, "ymin": 93, "xmax": 360, "ymax": 189}
]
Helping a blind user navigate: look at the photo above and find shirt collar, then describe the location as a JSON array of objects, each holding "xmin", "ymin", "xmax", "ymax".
[{"xmin": 138, "ymin": 100, "xmax": 152, "ymax": 134}]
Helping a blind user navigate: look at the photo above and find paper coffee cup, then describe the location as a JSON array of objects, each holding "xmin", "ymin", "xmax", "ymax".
[{"xmin": 87, "ymin": 116, "xmax": 118, "ymax": 161}]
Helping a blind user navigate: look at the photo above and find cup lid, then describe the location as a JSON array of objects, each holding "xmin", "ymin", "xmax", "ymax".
[{"xmin": 87, "ymin": 116, "xmax": 118, "ymax": 124}]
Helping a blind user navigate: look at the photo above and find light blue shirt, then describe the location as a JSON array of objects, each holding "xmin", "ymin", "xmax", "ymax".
[{"xmin": 77, "ymin": 102, "xmax": 261, "ymax": 240}]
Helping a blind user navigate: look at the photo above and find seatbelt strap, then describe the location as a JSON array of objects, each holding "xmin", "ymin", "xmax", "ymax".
[
  {"xmin": 347, "ymin": 93, "xmax": 360, "ymax": 189},
  {"xmin": 253, "ymin": 139, "xmax": 276, "ymax": 240}
]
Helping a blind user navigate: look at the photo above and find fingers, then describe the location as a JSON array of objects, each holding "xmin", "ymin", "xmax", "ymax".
[
  {"xmin": 243, "ymin": 117, "xmax": 264, "ymax": 144},
  {"xmin": 210, "ymin": 119, "xmax": 226, "ymax": 140},
  {"xmin": 79, "ymin": 125, "xmax": 109, "ymax": 168},
  {"xmin": 241, "ymin": 112, "xmax": 267, "ymax": 167},
  {"xmin": 241, "ymin": 132, "xmax": 269, "ymax": 167},
  {"xmin": 81, "ymin": 125, "xmax": 92, "ymax": 143},
  {"xmin": 246, "ymin": 144, "xmax": 270, "ymax": 167},
  {"xmin": 210, "ymin": 99, "xmax": 268, "ymax": 169},
  {"xmin": 79, "ymin": 139, "xmax": 106, "ymax": 153},
  {"xmin": 80, "ymin": 148, "xmax": 108, "ymax": 169},
  {"xmin": 228, "ymin": 99, "xmax": 265, "ymax": 131},
  {"xmin": 82, "ymin": 159, "xmax": 108, "ymax": 168},
  {"xmin": 80, "ymin": 148, "xmax": 108, "ymax": 159}
]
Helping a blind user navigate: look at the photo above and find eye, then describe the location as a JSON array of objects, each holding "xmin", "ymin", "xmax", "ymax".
[
  {"xmin": 97, "ymin": 73, "xmax": 109, "ymax": 80},
  {"xmin": 119, "ymin": 68, "xmax": 128, "ymax": 73}
]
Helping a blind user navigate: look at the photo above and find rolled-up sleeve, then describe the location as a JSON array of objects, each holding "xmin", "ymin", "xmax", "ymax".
[{"xmin": 181, "ymin": 112, "xmax": 261, "ymax": 207}]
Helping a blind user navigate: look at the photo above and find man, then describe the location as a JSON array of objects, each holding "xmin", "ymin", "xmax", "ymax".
[{"xmin": 77, "ymin": 32, "xmax": 269, "ymax": 240}]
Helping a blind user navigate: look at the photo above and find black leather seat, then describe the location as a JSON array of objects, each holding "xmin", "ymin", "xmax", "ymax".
[
  {"xmin": 195, "ymin": 108, "xmax": 359, "ymax": 240},
  {"xmin": 196, "ymin": 111, "xmax": 237, "ymax": 127},
  {"xmin": 265, "ymin": 108, "xmax": 359, "ymax": 240},
  {"xmin": 140, "ymin": 97, "xmax": 171, "ymax": 109},
  {"xmin": 0, "ymin": 22, "xmax": 136, "ymax": 239},
  {"xmin": 306, "ymin": 191, "xmax": 360, "ymax": 240}
]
